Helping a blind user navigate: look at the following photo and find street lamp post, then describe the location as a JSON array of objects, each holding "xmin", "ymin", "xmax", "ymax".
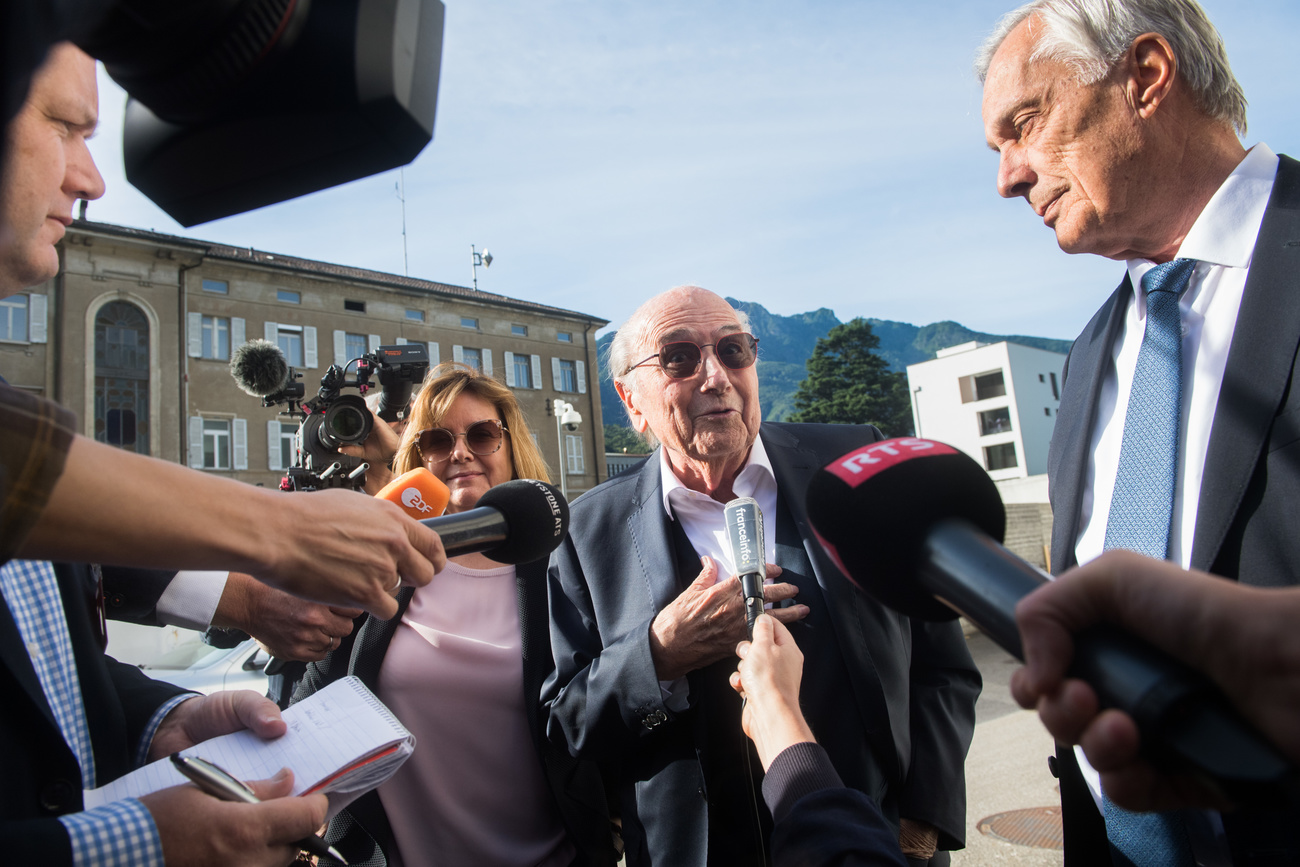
[{"xmin": 551, "ymin": 398, "xmax": 582, "ymax": 499}]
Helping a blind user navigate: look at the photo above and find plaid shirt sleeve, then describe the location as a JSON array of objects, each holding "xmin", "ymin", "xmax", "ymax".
[
  {"xmin": 0, "ymin": 384, "xmax": 76, "ymax": 564},
  {"xmin": 58, "ymin": 799, "xmax": 163, "ymax": 867}
]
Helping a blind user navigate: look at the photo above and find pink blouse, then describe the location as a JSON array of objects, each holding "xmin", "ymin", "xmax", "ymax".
[{"xmin": 377, "ymin": 561, "xmax": 573, "ymax": 867}]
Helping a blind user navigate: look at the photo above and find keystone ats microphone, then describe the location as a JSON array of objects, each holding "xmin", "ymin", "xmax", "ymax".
[
  {"xmin": 805, "ymin": 437, "xmax": 1299, "ymax": 808},
  {"xmin": 417, "ymin": 479, "xmax": 570, "ymax": 565},
  {"xmin": 723, "ymin": 497, "xmax": 766, "ymax": 638}
]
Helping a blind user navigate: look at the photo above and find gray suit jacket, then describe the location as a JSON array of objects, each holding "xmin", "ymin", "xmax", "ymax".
[
  {"xmin": 543, "ymin": 422, "xmax": 980, "ymax": 867},
  {"xmin": 1047, "ymin": 154, "xmax": 1300, "ymax": 864}
]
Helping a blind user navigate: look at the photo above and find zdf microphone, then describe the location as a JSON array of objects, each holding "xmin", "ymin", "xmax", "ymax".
[
  {"xmin": 805, "ymin": 436, "xmax": 1298, "ymax": 808},
  {"xmin": 376, "ymin": 468, "xmax": 450, "ymax": 520},
  {"xmin": 419, "ymin": 479, "xmax": 568, "ymax": 565},
  {"xmin": 723, "ymin": 497, "xmax": 766, "ymax": 638}
]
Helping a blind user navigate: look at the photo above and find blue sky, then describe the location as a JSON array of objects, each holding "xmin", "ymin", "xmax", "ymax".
[{"xmin": 84, "ymin": 0, "xmax": 1300, "ymax": 341}]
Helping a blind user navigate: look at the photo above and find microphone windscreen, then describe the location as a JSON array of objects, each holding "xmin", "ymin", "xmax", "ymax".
[
  {"xmin": 376, "ymin": 468, "xmax": 450, "ymax": 519},
  {"xmin": 230, "ymin": 339, "xmax": 290, "ymax": 397},
  {"xmin": 474, "ymin": 479, "xmax": 570, "ymax": 565},
  {"xmin": 805, "ymin": 437, "xmax": 1004, "ymax": 620}
]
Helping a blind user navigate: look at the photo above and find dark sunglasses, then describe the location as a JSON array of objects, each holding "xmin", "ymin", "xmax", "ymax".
[
  {"xmin": 416, "ymin": 418, "xmax": 507, "ymax": 462},
  {"xmin": 630, "ymin": 332, "xmax": 759, "ymax": 379}
]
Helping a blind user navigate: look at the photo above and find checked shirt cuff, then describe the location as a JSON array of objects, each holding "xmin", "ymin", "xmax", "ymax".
[{"xmin": 60, "ymin": 799, "xmax": 162, "ymax": 867}]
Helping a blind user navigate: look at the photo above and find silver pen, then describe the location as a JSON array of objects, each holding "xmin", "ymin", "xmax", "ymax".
[{"xmin": 170, "ymin": 753, "xmax": 348, "ymax": 865}]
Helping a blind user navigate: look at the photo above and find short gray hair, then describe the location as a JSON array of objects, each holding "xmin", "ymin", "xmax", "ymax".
[
  {"xmin": 607, "ymin": 286, "xmax": 753, "ymax": 448},
  {"xmin": 975, "ymin": 0, "xmax": 1246, "ymax": 134}
]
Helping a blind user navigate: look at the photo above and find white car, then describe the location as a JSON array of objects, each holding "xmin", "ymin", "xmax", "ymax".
[{"xmin": 140, "ymin": 638, "xmax": 271, "ymax": 695}]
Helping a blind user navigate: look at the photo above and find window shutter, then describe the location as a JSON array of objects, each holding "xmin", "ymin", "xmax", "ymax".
[
  {"xmin": 576, "ymin": 360, "xmax": 587, "ymax": 394},
  {"xmin": 188, "ymin": 417, "xmax": 204, "ymax": 468},
  {"xmin": 28, "ymin": 294, "xmax": 47, "ymax": 343},
  {"xmin": 333, "ymin": 330, "xmax": 347, "ymax": 366},
  {"xmin": 503, "ymin": 351, "xmax": 516, "ymax": 387},
  {"xmin": 264, "ymin": 321, "xmax": 278, "ymax": 343},
  {"xmin": 267, "ymin": 420, "xmax": 282, "ymax": 470},
  {"xmin": 187, "ymin": 312, "xmax": 203, "ymax": 357},
  {"xmin": 531, "ymin": 355, "xmax": 543, "ymax": 390},
  {"xmin": 368, "ymin": 334, "xmax": 381, "ymax": 352},
  {"xmin": 395, "ymin": 337, "xmax": 408, "ymax": 345},
  {"xmin": 551, "ymin": 357, "xmax": 562, "ymax": 390},
  {"xmin": 232, "ymin": 418, "xmax": 248, "ymax": 470},
  {"xmin": 427, "ymin": 342, "xmax": 439, "ymax": 366},
  {"xmin": 452, "ymin": 345, "xmax": 464, "ymax": 363},
  {"xmin": 231, "ymin": 317, "xmax": 246, "ymax": 347},
  {"xmin": 482, "ymin": 348, "xmax": 493, "ymax": 377},
  {"xmin": 303, "ymin": 326, "xmax": 318, "ymax": 368}
]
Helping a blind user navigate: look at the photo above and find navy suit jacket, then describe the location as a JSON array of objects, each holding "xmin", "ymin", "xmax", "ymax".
[
  {"xmin": 0, "ymin": 562, "xmax": 188, "ymax": 865},
  {"xmin": 543, "ymin": 422, "xmax": 981, "ymax": 867},
  {"xmin": 1047, "ymin": 154, "xmax": 1300, "ymax": 863}
]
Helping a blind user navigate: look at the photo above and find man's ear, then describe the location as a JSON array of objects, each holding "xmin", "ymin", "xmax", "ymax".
[
  {"xmin": 614, "ymin": 377, "xmax": 649, "ymax": 434},
  {"xmin": 1125, "ymin": 32, "xmax": 1178, "ymax": 119}
]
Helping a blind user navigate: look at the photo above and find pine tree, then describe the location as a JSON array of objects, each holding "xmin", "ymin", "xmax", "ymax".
[{"xmin": 788, "ymin": 318, "xmax": 913, "ymax": 436}]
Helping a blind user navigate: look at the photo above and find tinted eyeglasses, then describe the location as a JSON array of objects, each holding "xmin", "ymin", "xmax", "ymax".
[
  {"xmin": 416, "ymin": 419, "xmax": 508, "ymax": 462},
  {"xmin": 630, "ymin": 332, "xmax": 759, "ymax": 379}
]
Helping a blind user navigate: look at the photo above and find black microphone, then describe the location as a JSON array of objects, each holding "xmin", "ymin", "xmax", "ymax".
[
  {"xmin": 724, "ymin": 497, "xmax": 766, "ymax": 638},
  {"xmin": 230, "ymin": 339, "xmax": 291, "ymax": 398},
  {"xmin": 419, "ymin": 479, "xmax": 569, "ymax": 565},
  {"xmin": 805, "ymin": 436, "xmax": 1299, "ymax": 808}
]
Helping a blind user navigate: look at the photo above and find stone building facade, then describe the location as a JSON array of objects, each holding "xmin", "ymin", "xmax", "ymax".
[{"xmin": 2, "ymin": 220, "xmax": 608, "ymax": 496}]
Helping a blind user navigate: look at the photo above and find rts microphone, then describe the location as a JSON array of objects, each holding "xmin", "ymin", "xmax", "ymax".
[
  {"xmin": 419, "ymin": 479, "xmax": 568, "ymax": 565},
  {"xmin": 805, "ymin": 436, "xmax": 1298, "ymax": 808},
  {"xmin": 376, "ymin": 468, "xmax": 450, "ymax": 520},
  {"xmin": 230, "ymin": 339, "xmax": 291, "ymax": 398},
  {"xmin": 723, "ymin": 497, "xmax": 766, "ymax": 638}
]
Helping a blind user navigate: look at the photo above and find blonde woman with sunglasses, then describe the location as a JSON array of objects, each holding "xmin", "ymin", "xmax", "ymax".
[{"xmin": 294, "ymin": 363, "xmax": 615, "ymax": 867}]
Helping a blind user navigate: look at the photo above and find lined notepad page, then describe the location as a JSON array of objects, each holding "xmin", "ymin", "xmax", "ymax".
[{"xmin": 85, "ymin": 676, "xmax": 415, "ymax": 809}]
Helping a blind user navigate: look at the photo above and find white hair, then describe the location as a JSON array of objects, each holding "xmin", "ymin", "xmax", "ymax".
[
  {"xmin": 607, "ymin": 286, "xmax": 753, "ymax": 449},
  {"xmin": 975, "ymin": 0, "xmax": 1246, "ymax": 134}
]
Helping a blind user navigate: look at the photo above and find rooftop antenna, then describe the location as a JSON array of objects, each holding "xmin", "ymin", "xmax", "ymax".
[
  {"xmin": 396, "ymin": 169, "xmax": 409, "ymax": 277},
  {"xmin": 471, "ymin": 244, "xmax": 493, "ymax": 290}
]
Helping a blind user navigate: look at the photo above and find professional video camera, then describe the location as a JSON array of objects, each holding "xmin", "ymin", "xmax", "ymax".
[
  {"xmin": 231, "ymin": 339, "xmax": 429, "ymax": 491},
  {"xmin": 4, "ymin": 0, "xmax": 445, "ymax": 226}
]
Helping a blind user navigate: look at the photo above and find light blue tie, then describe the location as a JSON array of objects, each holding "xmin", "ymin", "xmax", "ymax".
[{"xmin": 1103, "ymin": 257, "xmax": 1197, "ymax": 866}]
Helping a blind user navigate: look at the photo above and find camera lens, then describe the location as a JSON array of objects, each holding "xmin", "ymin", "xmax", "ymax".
[{"xmin": 318, "ymin": 394, "xmax": 373, "ymax": 450}]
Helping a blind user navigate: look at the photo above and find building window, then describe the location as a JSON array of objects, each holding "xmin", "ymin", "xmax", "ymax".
[
  {"xmin": 406, "ymin": 308, "xmax": 425, "ymax": 322},
  {"xmin": 344, "ymin": 299, "xmax": 366, "ymax": 312},
  {"xmin": 345, "ymin": 332, "xmax": 368, "ymax": 362},
  {"xmin": 557, "ymin": 331, "xmax": 572, "ymax": 343},
  {"xmin": 0, "ymin": 295, "xmax": 27, "ymax": 341},
  {"xmin": 461, "ymin": 347, "xmax": 482, "ymax": 371},
  {"xmin": 461, "ymin": 316, "xmax": 478, "ymax": 329},
  {"xmin": 512, "ymin": 324, "xmax": 528, "ymax": 337},
  {"xmin": 978, "ymin": 407, "xmax": 1012, "ymax": 436},
  {"xmin": 276, "ymin": 289, "xmax": 301, "ymax": 304},
  {"xmin": 984, "ymin": 442, "xmax": 1018, "ymax": 471},
  {"xmin": 513, "ymin": 354, "xmax": 532, "ymax": 387},
  {"xmin": 93, "ymin": 301, "xmax": 149, "ymax": 455},
  {"xmin": 1050, "ymin": 372, "xmax": 1060, "ymax": 400},
  {"xmin": 959, "ymin": 369, "xmax": 1007, "ymax": 403},
  {"xmin": 278, "ymin": 422, "xmax": 297, "ymax": 469},
  {"xmin": 201, "ymin": 279, "xmax": 228, "ymax": 294},
  {"xmin": 566, "ymin": 434, "xmax": 585, "ymax": 474},
  {"xmin": 277, "ymin": 325, "xmax": 304, "ymax": 367},
  {"xmin": 557, "ymin": 359, "xmax": 577, "ymax": 393},
  {"xmin": 200, "ymin": 315, "xmax": 230, "ymax": 360},
  {"xmin": 204, "ymin": 419, "xmax": 231, "ymax": 469}
]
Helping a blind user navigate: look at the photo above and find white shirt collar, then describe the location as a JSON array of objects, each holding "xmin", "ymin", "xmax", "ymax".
[{"xmin": 660, "ymin": 433, "xmax": 776, "ymax": 516}]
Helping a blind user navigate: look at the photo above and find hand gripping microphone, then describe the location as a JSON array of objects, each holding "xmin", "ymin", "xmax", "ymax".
[
  {"xmin": 805, "ymin": 436, "xmax": 1299, "ymax": 809},
  {"xmin": 723, "ymin": 497, "xmax": 766, "ymax": 638},
  {"xmin": 418, "ymin": 479, "xmax": 569, "ymax": 565}
]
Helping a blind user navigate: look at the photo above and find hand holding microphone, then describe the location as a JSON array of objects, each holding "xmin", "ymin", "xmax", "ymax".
[{"xmin": 724, "ymin": 497, "xmax": 767, "ymax": 638}]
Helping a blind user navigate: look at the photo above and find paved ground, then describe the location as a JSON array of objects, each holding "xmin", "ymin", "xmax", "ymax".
[{"xmin": 952, "ymin": 631, "xmax": 1064, "ymax": 866}]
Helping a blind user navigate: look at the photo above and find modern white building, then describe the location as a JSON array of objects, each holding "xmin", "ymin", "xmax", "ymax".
[{"xmin": 906, "ymin": 340, "xmax": 1067, "ymax": 481}]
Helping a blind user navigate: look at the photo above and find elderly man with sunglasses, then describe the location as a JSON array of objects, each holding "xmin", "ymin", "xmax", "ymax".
[{"xmin": 542, "ymin": 286, "xmax": 980, "ymax": 867}]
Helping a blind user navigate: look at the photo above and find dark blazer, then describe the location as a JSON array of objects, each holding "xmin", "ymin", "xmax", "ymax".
[
  {"xmin": 1047, "ymin": 155, "xmax": 1300, "ymax": 863},
  {"xmin": 99, "ymin": 565, "xmax": 178, "ymax": 625},
  {"xmin": 543, "ymin": 422, "xmax": 981, "ymax": 867},
  {"xmin": 293, "ymin": 558, "xmax": 615, "ymax": 867},
  {"xmin": 0, "ymin": 562, "xmax": 189, "ymax": 866}
]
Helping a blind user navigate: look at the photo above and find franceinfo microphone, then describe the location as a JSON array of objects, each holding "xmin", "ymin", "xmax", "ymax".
[
  {"xmin": 804, "ymin": 436, "xmax": 1298, "ymax": 808},
  {"xmin": 419, "ymin": 479, "xmax": 568, "ymax": 565},
  {"xmin": 723, "ymin": 497, "xmax": 766, "ymax": 638}
]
